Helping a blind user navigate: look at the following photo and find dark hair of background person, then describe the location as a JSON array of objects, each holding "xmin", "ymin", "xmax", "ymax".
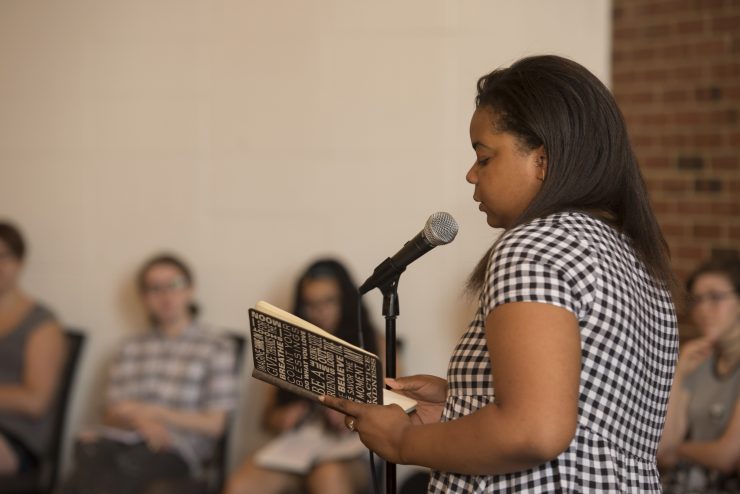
[
  {"xmin": 0, "ymin": 221, "xmax": 26, "ymax": 260},
  {"xmin": 686, "ymin": 257, "xmax": 740, "ymax": 295},
  {"xmin": 467, "ymin": 55, "xmax": 675, "ymax": 294},
  {"xmin": 293, "ymin": 258, "xmax": 379, "ymax": 355},
  {"xmin": 136, "ymin": 253, "xmax": 200, "ymax": 319}
]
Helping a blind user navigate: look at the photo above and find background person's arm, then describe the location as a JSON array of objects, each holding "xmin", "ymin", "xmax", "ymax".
[
  {"xmin": 0, "ymin": 321, "xmax": 66, "ymax": 418},
  {"xmin": 676, "ymin": 399, "xmax": 740, "ymax": 474}
]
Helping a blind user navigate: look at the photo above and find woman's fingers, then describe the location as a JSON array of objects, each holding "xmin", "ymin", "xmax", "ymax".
[{"xmin": 319, "ymin": 394, "xmax": 365, "ymax": 417}]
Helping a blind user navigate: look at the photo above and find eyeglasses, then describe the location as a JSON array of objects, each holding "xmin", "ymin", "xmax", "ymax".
[
  {"xmin": 687, "ymin": 291, "xmax": 737, "ymax": 308},
  {"xmin": 143, "ymin": 277, "xmax": 188, "ymax": 295}
]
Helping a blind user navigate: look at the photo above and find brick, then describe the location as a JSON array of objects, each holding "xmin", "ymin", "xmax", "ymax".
[
  {"xmin": 662, "ymin": 134, "xmax": 688, "ymax": 147},
  {"xmin": 694, "ymin": 40, "xmax": 728, "ymax": 57},
  {"xmin": 694, "ymin": 179, "xmax": 722, "ymax": 192},
  {"xmin": 673, "ymin": 66, "xmax": 704, "ymax": 79},
  {"xmin": 711, "ymin": 247, "xmax": 740, "ymax": 260},
  {"xmin": 663, "ymin": 89, "xmax": 690, "ymax": 103},
  {"xmin": 660, "ymin": 44, "xmax": 690, "ymax": 59},
  {"xmin": 711, "ymin": 156, "xmax": 739, "ymax": 170},
  {"xmin": 653, "ymin": 200, "xmax": 678, "ymax": 214},
  {"xmin": 693, "ymin": 224, "xmax": 723, "ymax": 238},
  {"xmin": 677, "ymin": 19, "xmax": 705, "ymax": 34},
  {"xmin": 676, "ymin": 156, "xmax": 704, "ymax": 170},
  {"xmin": 710, "ymin": 202, "xmax": 740, "ymax": 215},
  {"xmin": 711, "ymin": 15, "xmax": 740, "ymax": 33},
  {"xmin": 675, "ymin": 245, "xmax": 706, "ymax": 261},
  {"xmin": 662, "ymin": 223, "xmax": 688, "ymax": 236},
  {"xmin": 696, "ymin": 86, "xmax": 722, "ymax": 101},
  {"xmin": 693, "ymin": 134, "xmax": 723, "ymax": 147},
  {"xmin": 677, "ymin": 202, "xmax": 711, "ymax": 214},
  {"xmin": 643, "ymin": 156, "xmax": 671, "ymax": 168},
  {"xmin": 674, "ymin": 111, "xmax": 704, "ymax": 125},
  {"xmin": 710, "ymin": 109, "xmax": 738, "ymax": 124},
  {"xmin": 664, "ymin": 178, "xmax": 690, "ymax": 193},
  {"xmin": 712, "ymin": 63, "xmax": 740, "ymax": 79}
]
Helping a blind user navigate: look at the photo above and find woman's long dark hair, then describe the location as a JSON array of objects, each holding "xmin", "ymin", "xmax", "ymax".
[
  {"xmin": 468, "ymin": 55, "xmax": 674, "ymax": 293},
  {"xmin": 293, "ymin": 258, "xmax": 378, "ymax": 354}
]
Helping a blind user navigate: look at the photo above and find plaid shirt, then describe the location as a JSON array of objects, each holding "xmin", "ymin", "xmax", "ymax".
[
  {"xmin": 428, "ymin": 212, "xmax": 678, "ymax": 493},
  {"xmin": 106, "ymin": 323, "xmax": 237, "ymax": 472}
]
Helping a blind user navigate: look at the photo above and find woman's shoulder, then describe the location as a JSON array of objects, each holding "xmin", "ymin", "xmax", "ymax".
[{"xmin": 494, "ymin": 211, "xmax": 598, "ymax": 266}]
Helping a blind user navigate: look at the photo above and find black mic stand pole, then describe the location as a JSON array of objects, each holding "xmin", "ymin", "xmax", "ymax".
[{"xmin": 378, "ymin": 273, "xmax": 400, "ymax": 494}]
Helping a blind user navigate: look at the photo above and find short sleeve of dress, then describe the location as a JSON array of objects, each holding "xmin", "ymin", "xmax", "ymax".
[{"xmin": 486, "ymin": 219, "xmax": 597, "ymax": 321}]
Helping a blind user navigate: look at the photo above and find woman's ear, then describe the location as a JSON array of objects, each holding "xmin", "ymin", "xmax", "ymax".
[{"xmin": 535, "ymin": 147, "xmax": 548, "ymax": 182}]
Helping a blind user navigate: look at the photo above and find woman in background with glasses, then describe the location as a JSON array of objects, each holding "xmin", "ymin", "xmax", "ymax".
[{"xmin": 659, "ymin": 258, "xmax": 740, "ymax": 493}]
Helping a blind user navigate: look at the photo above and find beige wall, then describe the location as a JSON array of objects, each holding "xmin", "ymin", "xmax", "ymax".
[{"xmin": 0, "ymin": 0, "xmax": 611, "ymax": 475}]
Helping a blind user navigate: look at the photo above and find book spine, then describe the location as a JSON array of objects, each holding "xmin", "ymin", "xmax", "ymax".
[{"xmin": 252, "ymin": 368, "xmax": 320, "ymax": 403}]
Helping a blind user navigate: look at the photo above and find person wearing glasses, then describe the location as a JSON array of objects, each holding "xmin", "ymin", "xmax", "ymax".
[
  {"xmin": 659, "ymin": 258, "xmax": 739, "ymax": 493},
  {"xmin": 60, "ymin": 254, "xmax": 237, "ymax": 494},
  {"xmin": 0, "ymin": 221, "xmax": 65, "ymax": 479}
]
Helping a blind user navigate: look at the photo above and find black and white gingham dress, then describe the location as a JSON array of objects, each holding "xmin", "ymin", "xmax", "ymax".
[{"xmin": 428, "ymin": 211, "xmax": 678, "ymax": 493}]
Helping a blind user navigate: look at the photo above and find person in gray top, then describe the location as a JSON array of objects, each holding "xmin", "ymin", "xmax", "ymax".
[
  {"xmin": 0, "ymin": 221, "xmax": 66, "ymax": 476},
  {"xmin": 659, "ymin": 258, "xmax": 740, "ymax": 493}
]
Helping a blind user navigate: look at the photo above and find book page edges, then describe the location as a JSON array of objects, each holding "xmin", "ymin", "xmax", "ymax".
[{"xmin": 254, "ymin": 300, "xmax": 378, "ymax": 359}]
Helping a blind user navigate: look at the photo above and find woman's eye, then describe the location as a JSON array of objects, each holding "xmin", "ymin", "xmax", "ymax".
[{"xmin": 477, "ymin": 158, "xmax": 489, "ymax": 166}]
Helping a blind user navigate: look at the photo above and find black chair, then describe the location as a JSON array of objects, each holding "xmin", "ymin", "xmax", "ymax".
[
  {"xmin": 0, "ymin": 329, "xmax": 86, "ymax": 494},
  {"xmin": 203, "ymin": 332, "xmax": 247, "ymax": 494}
]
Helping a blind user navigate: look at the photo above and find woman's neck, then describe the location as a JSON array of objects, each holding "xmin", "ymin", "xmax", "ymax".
[{"xmin": 0, "ymin": 287, "xmax": 24, "ymax": 312}]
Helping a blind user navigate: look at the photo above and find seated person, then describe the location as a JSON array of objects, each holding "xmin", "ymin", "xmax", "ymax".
[
  {"xmin": 0, "ymin": 221, "xmax": 66, "ymax": 477},
  {"xmin": 60, "ymin": 253, "xmax": 237, "ymax": 494},
  {"xmin": 225, "ymin": 258, "xmax": 380, "ymax": 494},
  {"xmin": 658, "ymin": 258, "xmax": 740, "ymax": 493}
]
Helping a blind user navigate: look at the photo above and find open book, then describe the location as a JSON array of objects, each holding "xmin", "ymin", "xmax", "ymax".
[
  {"xmin": 253, "ymin": 418, "xmax": 367, "ymax": 474},
  {"xmin": 249, "ymin": 301, "xmax": 416, "ymax": 413}
]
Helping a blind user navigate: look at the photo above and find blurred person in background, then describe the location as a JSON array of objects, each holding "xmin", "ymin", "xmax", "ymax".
[
  {"xmin": 225, "ymin": 258, "xmax": 380, "ymax": 494},
  {"xmin": 0, "ymin": 221, "xmax": 66, "ymax": 480},
  {"xmin": 659, "ymin": 258, "xmax": 739, "ymax": 493},
  {"xmin": 60, "ymin": 253, "xmax": 237, "ymax": 494}
]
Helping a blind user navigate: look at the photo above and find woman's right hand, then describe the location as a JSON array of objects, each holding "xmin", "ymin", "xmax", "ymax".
[
  {"xmin": 386, "ymin": 375, "xmax": 448, "ymax": 425},
  {"xmin": 676, "ymin": 337, "xmax": 713, "ymax": 379}
]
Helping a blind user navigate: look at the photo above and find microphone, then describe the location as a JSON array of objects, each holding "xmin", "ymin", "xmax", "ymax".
[{"xmin": 359, "ymin": 212, "xmax": 459, "ymax": 294}]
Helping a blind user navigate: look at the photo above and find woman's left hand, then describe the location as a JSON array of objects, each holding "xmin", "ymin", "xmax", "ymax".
[{"xmin": 320, "ymin": 395, "xmax": 413, "ymax": 464}]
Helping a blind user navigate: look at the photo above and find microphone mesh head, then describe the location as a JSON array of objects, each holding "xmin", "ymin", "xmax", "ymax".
[{"xmin": 423, "ymin": 212, "xmax": 459, "ymax": 246}]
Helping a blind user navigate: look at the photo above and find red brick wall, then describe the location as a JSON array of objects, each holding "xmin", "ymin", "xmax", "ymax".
[{"xmin": 612, "ymin": 0, "xmax": 740, "ymax": 292}]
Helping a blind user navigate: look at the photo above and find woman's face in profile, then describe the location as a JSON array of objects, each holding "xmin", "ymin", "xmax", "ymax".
[
  {"xmin": 0, "ymin": 239, "xmax": 22, "ymax": 294},
  {"xmin": 141, "ymin": 263, "xmax": 194, "ymax": 326},
  {"xmin": 689, "ymin": 273, "xmax": 739, "ymax": 341},
  {"xmin": 302, "ymin": 277, "xmax": 342, "ymax": 333},
  {"xmin": 466, "ymin": 106, "xmax": 545, "ymax": 229}
]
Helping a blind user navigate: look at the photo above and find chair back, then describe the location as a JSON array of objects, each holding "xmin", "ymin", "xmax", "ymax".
[
  {"xmin": 207, "ymin": 331, "xmax": 247, "ymax": 493},
  {"xmin": 0, "ymin": 328, "xmax": 86, "ymax": 494}
]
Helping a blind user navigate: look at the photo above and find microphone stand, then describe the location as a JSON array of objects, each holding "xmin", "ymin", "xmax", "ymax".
[{"xmin": 377, "ymin": 273, "xmax": 400, "ymax": 494}]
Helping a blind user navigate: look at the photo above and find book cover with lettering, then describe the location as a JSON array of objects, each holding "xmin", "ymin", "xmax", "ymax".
[{"xmin": 249, "ymin": 301, "xmax": 416, "ymax": 412}]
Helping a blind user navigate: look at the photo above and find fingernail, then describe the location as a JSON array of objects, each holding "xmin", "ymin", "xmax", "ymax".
[{"xmin": 318, "ymin": 396, "xmax": 325, "ymax": 403}]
